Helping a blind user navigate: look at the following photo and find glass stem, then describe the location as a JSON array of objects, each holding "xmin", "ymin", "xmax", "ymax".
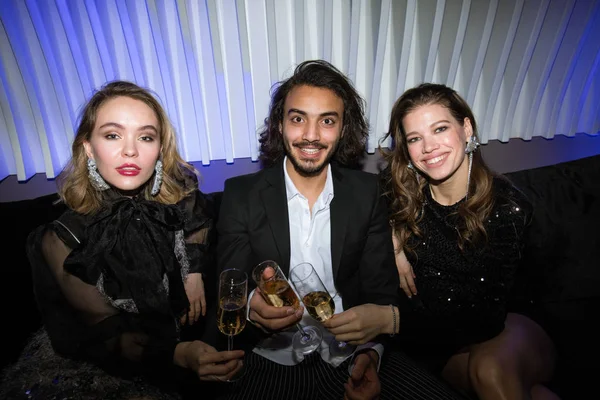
[
  {"xmin": 296, "ymin": 324, "xmax": 310, "ymax": 342},
  {"xmin": 228, "ymin": 335, "xmax": 233, "ymax": 351}
]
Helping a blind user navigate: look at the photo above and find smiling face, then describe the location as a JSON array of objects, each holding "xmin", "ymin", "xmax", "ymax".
[
  {"xmin": 403, "ymin": 103, "xmax": 473, "ymax": 189},
  {"xmin": 280, "ymin": 85, "xmax": 344, "ymax": 178},
  {"xmin": 83, "ymin": 96, "xmax": 161, "ymax": 194}
]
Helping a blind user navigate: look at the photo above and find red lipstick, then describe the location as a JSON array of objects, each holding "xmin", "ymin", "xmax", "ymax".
[{"xmin": 116, "ymin": 163, "xmax": 141, "ymax": 176}]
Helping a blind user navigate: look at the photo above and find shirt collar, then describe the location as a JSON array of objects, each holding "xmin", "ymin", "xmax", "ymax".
[{"xmin": 283, "ymin": 156, "xmax": 334, "ymax": 206}]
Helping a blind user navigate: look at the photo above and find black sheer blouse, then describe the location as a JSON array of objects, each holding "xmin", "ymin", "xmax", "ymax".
[{"xmin": 27, "ymin": 176, "xmax": 216, "ymax": 378}]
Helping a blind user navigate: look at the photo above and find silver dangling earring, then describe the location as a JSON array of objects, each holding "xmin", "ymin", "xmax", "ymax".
[
  {"xmin": 465, "ymin": 135, "xmax": 480, "ymax": 154},
  {"xmin": 466, "ymin": 152, "xmax": 473, "ymax": 200},
  {"xmin": 151, "ymin": 160, "xmax": 163, "ymax": 196},
  {"xmin": 464, "ymin": 136, "xmax": 480, "ymax": 199},
  {"xmin": 87, "ymin": 158, "xmax": 110, "ymax": 191}
]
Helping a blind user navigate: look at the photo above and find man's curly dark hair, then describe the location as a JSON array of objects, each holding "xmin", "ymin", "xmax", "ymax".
[{"xmin": 258, "ymin": 59, "xmax": 368, "ymax": 168}]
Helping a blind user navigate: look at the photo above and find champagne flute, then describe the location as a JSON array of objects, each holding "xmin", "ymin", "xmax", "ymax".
[
  {"xmin": 217, "ymin": 268, "xmax": 248, "ymax": 381},
  {"xmin": 252, "ymin": 260, "xmax": 322, "ymax": 355},
  {"xmin": 289, "ymin": 262, "xmax": 355, "ymax": 358}
]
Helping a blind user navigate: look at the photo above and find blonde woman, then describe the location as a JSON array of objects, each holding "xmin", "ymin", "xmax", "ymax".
[{"xmin": 19, "ymin": 81, "xmax": 243, "ymax": 398}]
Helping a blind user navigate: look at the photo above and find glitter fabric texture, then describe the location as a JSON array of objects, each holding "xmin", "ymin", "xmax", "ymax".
[{"xmin": 400, "ymin": 177, "xmax": 532, "ymax": 358}]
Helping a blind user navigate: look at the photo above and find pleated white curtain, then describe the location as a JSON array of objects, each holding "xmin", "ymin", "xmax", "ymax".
[{"xmin": 0, "ymin": 0, "xmax": 599, "ymax": 182}]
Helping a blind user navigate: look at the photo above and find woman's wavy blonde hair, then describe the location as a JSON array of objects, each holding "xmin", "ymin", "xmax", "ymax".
[
  {"xmin": 58, "ymin": 80, "xmax": 199, "ymax": 214},
  {"xmin": 381, "ymin": 83, "xmax": 495, "ymax": 252}
]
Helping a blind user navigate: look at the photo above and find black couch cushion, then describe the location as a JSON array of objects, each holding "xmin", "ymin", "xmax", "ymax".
[
  {"xmin": 506, "ymin": 154, "xmax": 600, "ymax": 304},
  {"xmin": 505, "ymin": 154, "xmax": 600, "ymax": 399},
  {"xmin": 1, "ymin": 193, "xmax": 67, "ymax": 369}
]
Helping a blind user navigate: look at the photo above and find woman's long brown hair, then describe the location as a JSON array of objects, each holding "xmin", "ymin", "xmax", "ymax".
[{"xmin": 381, "ymin": 83, "xmax": 495, "ymax": 253}]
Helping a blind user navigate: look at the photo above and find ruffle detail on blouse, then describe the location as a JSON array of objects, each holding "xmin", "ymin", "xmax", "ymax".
[{"xmin": 63, "ymin": 196, "xmax": 190, "ymax": 318}]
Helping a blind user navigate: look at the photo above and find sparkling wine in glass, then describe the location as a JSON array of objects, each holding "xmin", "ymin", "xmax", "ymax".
[
  {"xmin": 290, "ymin": 262, "xmax": 355, "ymax": 358},
  {"xmin": 252, "ymin": 260, "xmax": 322, "ymax": 355},
  {"xmin": 218, "ymin": 268, "xmax": 248, "ymax": 381}
]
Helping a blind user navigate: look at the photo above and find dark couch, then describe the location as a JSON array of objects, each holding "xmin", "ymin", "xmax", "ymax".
[
  {"xmin": 1, "ymin": 154, "xmax": 599, "ymax": 399},
  {"xmin": 504, "ymin": 154, "xmax": 600, "ymax": 398}
]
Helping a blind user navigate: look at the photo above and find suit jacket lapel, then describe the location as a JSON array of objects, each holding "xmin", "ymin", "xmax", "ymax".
[
  {"xmin": 260, "ymin": 161, "xmax": 291, "ymax": 274},
  {"xmin": 330, "ymin": 164, "xmax": 349, "ymax": 280}
]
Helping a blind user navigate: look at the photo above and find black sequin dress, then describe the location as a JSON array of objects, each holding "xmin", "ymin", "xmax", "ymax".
[
  {"xmin": 395, "ymin": 177, "xmax": 532, "ymax": 372},
  {"xmin": 6, "ymin": 174, "xmax": 217, "ymax": 399}
]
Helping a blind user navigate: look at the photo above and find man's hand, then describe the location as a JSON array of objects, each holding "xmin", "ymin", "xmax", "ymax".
[
  {"xmin": 182, "ymin": 273, "xmax": 206, "ymax": 325},
  {"xmin": 174, "ymin": 340, "xmax": 244, "ymax": 382},
  {"xmin": 392, "ymin": 233, "xmax": 417, "ymax": 298},
  {"xmin": 323, "ymin": 304, "xmax": 388, "ymax": 345},
  {"xmin": 344, "ymin": 350, "xmax": 381, "ymax": 400},
  {"xmin": 248, "ymin": 288, "xmax": 304, "ymax": 331}
]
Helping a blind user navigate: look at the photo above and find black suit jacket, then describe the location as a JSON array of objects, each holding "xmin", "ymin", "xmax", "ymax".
[{"xmin": 217, "ymin": 161, "xmax": 399, "ymax": 315}]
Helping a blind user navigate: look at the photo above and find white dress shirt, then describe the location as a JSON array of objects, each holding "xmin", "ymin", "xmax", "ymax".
[{"xmin": 250, "ymin": 158, "xmax": 382, "ymax": 370}]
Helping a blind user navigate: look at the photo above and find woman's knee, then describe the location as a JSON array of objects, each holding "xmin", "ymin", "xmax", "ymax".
[
  {"xmin": 505, "ymin": 313, "xmax": 557, "ymax": 382},
  {"xmin": 468, "ymin": 351, "xmax": 519, "ymax": 391}
]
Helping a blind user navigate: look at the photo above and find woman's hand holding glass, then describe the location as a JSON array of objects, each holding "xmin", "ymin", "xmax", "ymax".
[
  {"xmin": 174, "ymin": 340, "xmax": 244, "ymax": 382},
  {"xmin": 322, "ymin": 303, "xmax": 392, "ymax": 345},
  {"xmin": 251, "ymin": 260, "xmax": 322, "ymax": 355}
]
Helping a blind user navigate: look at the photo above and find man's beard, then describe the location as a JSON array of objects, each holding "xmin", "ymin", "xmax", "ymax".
[{"xmin": 284, "ymin": 139, "xmax": 339, "ymax": 177}]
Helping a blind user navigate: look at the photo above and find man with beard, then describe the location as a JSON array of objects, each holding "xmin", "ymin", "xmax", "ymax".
[{"xmin": 216, "ymin": 60, "xmax": 466, "ymax": 400}]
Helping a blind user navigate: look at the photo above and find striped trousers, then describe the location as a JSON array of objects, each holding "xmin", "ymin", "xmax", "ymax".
[{"xmin": 216, "ymin": 349, "xmax": 467, "ymax": 400}]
